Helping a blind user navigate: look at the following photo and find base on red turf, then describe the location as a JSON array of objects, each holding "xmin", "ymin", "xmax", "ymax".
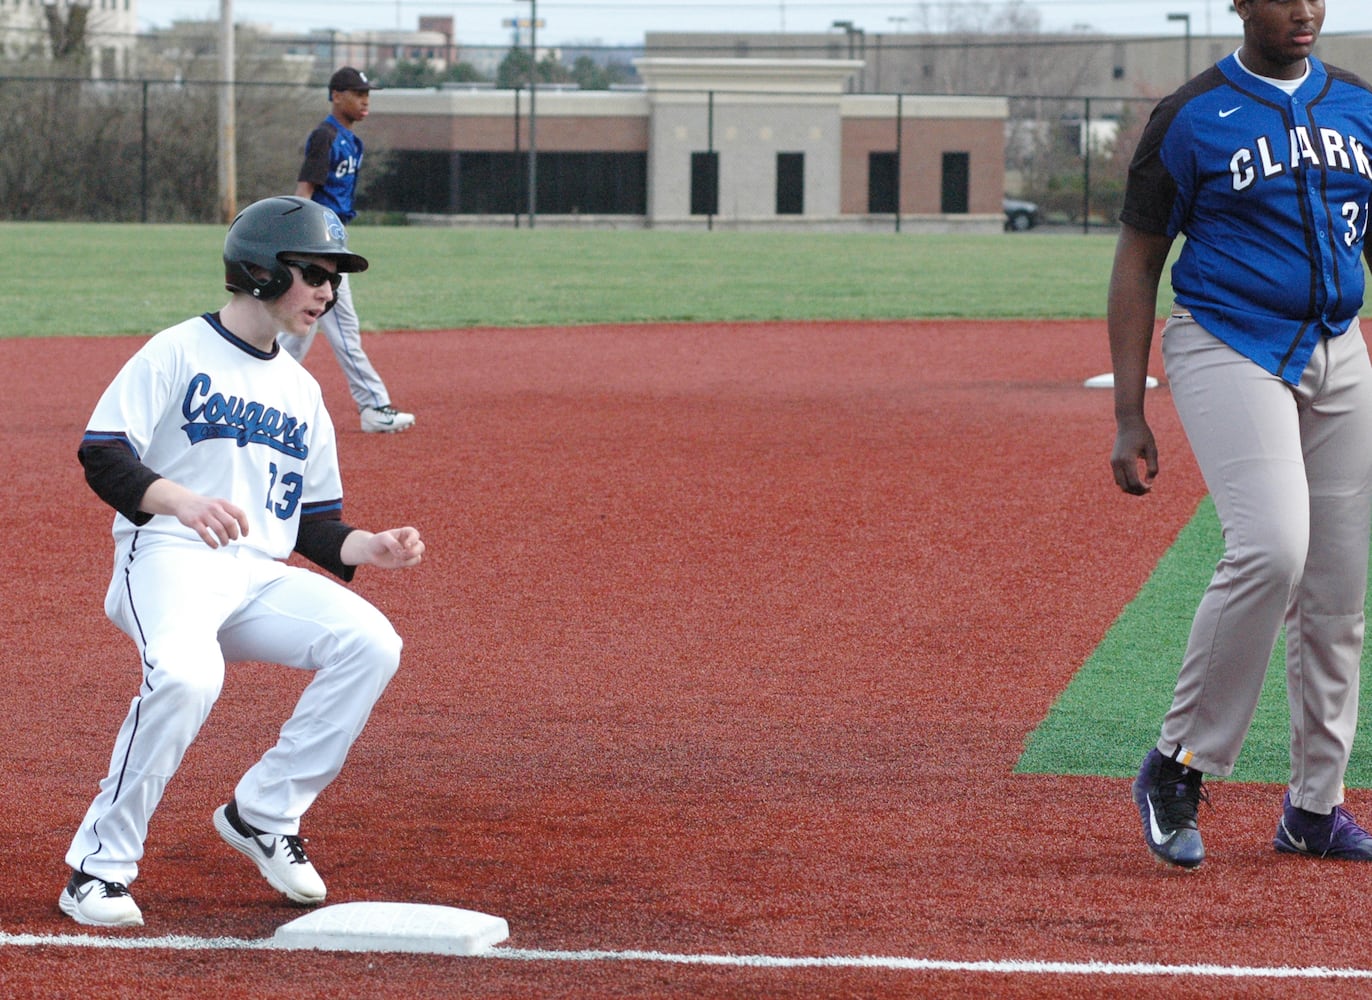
[
  {"xmin": 1084, "ymin": 372, "xmax": 1159, "ymax": 389},
  {"xmin": 273, "ymin": 901, "xmax": 509, "ymax": 955}
]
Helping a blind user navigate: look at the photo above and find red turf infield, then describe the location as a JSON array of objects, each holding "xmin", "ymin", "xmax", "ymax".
[{"xmin": 3, "ymin": 320, "xmax": 1368, "ymax": 998}]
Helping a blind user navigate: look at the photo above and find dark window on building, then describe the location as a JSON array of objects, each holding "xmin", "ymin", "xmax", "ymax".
[
  {"xmin": 369, "ymin": 150, "xmax": 459, "ymax": 213},
  {"xmin": 776, "ymin": 152, "xmax": 804, "ymax": 215},
  {"xmin": 868, "ymin": 152, "xmax": 898, "ymax": 213},
  {"xmin": 691, "ymin": 151, "xmax": 719, "ymax": 216},
  {"xmin": 455, "ymin": 152, "xmax": 522, "ymax": 214},
  {"xmin": 371, "ymin": 151, "xmax": 647, "ymax": 215},
  {"xmin": 941, "ymin": 151, "xmax": 969, "ymax": 214},
  {"xmin": 534, "ymin": 152, "xmax": 648, "ymax": 214}
]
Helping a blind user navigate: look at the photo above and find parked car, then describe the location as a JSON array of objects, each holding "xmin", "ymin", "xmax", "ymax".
[{"xmin": 1003, "ymin": 197, "xmax": 1039, "ymax": 232}]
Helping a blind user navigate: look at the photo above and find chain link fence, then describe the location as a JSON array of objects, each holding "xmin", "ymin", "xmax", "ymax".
[{"xmin": 0, "ymin": 73, "xmax": 1159, "ymax": 227}]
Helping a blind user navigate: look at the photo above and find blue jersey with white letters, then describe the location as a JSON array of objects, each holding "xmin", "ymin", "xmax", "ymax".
[
  {"xmin": 297, "ymin": 114, "xmax": 364, "ymax": 223},
  {"xmin": 1121, "ymin": 54, "xmax": 1372, "ymax": 384}
]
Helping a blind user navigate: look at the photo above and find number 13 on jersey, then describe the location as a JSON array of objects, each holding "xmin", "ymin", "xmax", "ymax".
[{"xmin": 266, "ymin": 463, "xmax": 303, "ymax": 519}]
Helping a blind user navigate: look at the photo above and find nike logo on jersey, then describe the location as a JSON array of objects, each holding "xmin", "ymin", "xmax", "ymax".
[
  {"xmin": 180, "ymin": 372, "xmax": 310, "ymax": 457},
  {"xmin": 1229, "ymin": 126, "xmax": 1372, "ymax": 192},
  {"xmin": 1218, "ymin": 106, "xmax": 1241, "ymax": 118}
]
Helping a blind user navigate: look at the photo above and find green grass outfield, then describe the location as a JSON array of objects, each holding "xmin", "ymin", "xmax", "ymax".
[{"xmin": 0, "ymin": 223, "xmax": 1163, "ymax": 337}]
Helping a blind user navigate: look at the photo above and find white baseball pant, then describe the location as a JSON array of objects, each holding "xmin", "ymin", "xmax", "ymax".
[{"xmin": 66, "ymin": 539, "xmax": 401, "ymax": 886}]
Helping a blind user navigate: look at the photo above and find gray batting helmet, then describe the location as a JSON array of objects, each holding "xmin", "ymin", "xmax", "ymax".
[{"xmin": 223, "ymin": 196, "xmax": 368, "ymax": 308}]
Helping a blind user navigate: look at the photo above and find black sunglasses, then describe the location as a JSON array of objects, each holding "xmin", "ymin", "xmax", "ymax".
[{"xmin": 282, "ymin": 259, "xmax": 342, "ymax": 292}]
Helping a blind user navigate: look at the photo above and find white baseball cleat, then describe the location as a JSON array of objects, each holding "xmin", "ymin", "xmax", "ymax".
[
  {"xmin": 213, "ymin": 801, "xmax": 327, "ymax": 905},
  {"xmin": 59, "ymin": 871, "xmax": 144, "ymax": 927},
  {"xmin": 360, "ymin": 405, "xmax": 415, "ymax": 434}
]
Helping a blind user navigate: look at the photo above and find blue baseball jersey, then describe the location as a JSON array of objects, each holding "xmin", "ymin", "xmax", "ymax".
[
  {"xmin": 297, "ymin": 114, "xmax": 364, "ymax": 223},
  {"xmin": 1122, "ymin": 54, "xmax": 1372, "ymax": 385}
]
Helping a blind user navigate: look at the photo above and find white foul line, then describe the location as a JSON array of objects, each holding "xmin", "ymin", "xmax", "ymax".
[
  {"xmin": 3, "ymin": 932, "xmax": 1372, "ymax": 981},
  {"xmin": 490, "ymin": 950, "xmax": 1372, "ymax": 979}
]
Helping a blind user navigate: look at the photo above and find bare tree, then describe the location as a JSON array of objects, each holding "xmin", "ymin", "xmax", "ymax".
[
  {"xmin": 0, "ymin": 26, "xmax": 326, "ymax": 221},
  {"xmin": 43, "ymin": 1, "xmax": 89, "ymax": 62},
  {"xmin": 884, "ymin": 1, "xmax": 1101, "ymax": 98}
]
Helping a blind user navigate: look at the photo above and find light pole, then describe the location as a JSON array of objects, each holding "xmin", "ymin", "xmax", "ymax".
[
  {"xmin": 217, "ymin": 0, "xmax": 236, "ymax": 223},
  {"xmin": 831, "ymin": 20, "xmax": 864, "ymax": 91},
  {"xmin": 1167, "ymin": 12, "xmax": 1192, "ymax": 82},
  {"xmin": 514, "ymin": 0, "xmax": 538, "ymax": 226}
]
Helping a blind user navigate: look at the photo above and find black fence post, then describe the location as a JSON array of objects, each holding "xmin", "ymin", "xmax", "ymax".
[
  {"xmin": 141, "ymin": 79, "xmax": 149, "ymax": 223},
  {"xmin": 1082, "ymin": 96, "xmax": 1091, "ymax": 235},
  {"xmin": 707, "ymin": 90, "xmax": 715, "ymax": 231},
  {"xmin": 894, "ymin": 93, "xmax": 903, "ymax": 234}
]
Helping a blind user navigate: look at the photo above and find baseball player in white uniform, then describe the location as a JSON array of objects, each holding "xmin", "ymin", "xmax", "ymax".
[{"xmin": 59, "ymin": 196, "xmax": 425, "ymax": 927}]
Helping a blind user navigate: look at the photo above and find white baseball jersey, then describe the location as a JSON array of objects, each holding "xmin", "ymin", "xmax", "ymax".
[{"xmin": 83, "ymin": 313, "xmax": 342, "ymax": 559}]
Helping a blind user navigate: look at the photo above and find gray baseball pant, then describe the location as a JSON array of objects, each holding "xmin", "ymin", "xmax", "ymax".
[{"xmin": 1158, "ymin": 314, "xmax": 1372, "ymax": 813}]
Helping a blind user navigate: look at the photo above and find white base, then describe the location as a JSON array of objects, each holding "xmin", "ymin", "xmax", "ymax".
[
  {"xmin": 1084, "ymin": 373, "xmax": 1159, "ymax": 389},
  {"xmin": 273, "ymin": 901, "xmax": 509, "ymax": 955}
]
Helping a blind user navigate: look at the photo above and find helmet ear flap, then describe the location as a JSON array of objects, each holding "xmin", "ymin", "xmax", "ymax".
[{"xmin": 224, "ymin": 257, "xmax": 293, "ymax": 301}]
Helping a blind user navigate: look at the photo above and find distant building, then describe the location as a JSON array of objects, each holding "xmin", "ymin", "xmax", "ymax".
[
  {"xmin": 292, "ymin": 20, "xmax": 458, "ymax": 78},
  {"xmin": 362, "ymin": 58, "xmax": 1008, "ymax": 231},
  {"xmin": 643, "ymin": 28, "xmax": 1372, "ymax": 101},
  {"xmin": 2, "ymin": 0, "xmax": 136, "ymax": 76}
]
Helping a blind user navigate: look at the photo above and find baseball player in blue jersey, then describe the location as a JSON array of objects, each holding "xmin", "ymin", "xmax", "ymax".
[
  {"xmin": 284, "ymin": 66, "xmax": 415, "ymax": 435},
  {"xmin": 58, "ymin": 196, "xmax": 425, "ymax": 927},
  {"xmin": 1110, "ymin": 0, "xmax": 1372, "ymax": 869}
]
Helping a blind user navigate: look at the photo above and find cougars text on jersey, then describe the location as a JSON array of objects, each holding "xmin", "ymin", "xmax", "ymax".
[{"xmin": 180, "ymin": 372, "xmax": 311, "ymax": 458}]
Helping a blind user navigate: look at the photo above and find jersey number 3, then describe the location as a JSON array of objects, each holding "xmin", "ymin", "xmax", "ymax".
[
  {"xmin": 266, "ymin": 463, "xmax": 303, "ymax": 519},
  {"xmin": 1342, "ymin": 201, "xmax": 1370, "ymax": 248}
]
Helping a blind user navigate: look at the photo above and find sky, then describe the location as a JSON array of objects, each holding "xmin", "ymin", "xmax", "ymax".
[{"xmin": 130, "ymin": 0, "xmax": 1372, "ymax": 47}]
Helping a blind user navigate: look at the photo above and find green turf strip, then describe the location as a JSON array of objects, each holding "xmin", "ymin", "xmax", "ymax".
[{"xmin": 1017, "ymin": 496, "xmax": 1372, "ymax": 786}]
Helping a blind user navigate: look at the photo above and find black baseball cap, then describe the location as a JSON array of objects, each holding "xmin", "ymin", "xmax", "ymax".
[{"xmin": 329, "ymin": 67, "xmax": 376, "ymax": 94}]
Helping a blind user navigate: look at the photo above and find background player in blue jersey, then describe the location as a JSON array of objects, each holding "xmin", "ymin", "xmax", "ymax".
[
  {"xmin": 1110, "ymin": 0, "xmax": 1372, "ymax": 870},
  {"xmin": 58, "ymin": 196, "xmax": 425, "ymax": 927},
  {"xmin": 285, "ymin": 66, "xmax": 416, "ymax": 434}
]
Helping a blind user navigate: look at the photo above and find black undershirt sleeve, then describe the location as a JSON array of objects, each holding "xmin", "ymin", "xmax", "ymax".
[
  {"xmin": 297, "ymin": 123, "xmax": 337, "ymax": 188},
  {"xmin": 295, "ymin": 517, "xmax": 357, "ymax": 582},
  {"xmin": 78, "ymin": 440, "xmax": 161, "ymax": 526}
]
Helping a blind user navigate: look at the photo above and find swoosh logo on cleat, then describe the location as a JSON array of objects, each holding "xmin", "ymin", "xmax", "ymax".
[
  {"xmin": 1147, "ymin": 799, "xmax": 1176, "ymax": 845},
  {"xmin": 1281, "ymin": 819, "xmax": 1308, "ymax": 852},
  {"xmin": 73, "ymin": 882, "xmax": 97, "ymax": 903},
  {"xmin": 253, "ymin": 834, "xmax": 277, "ymax": 859}
]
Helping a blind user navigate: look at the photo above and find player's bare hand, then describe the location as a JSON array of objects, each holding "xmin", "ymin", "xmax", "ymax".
[
  {"xmin": 178, "ymin": 496, "xmax": 250, "ymax": 548},
  {"xmin": 1111, "ymin": 419, "xmax": 1158, "ymax": 496},
  {"xmin": 345, "ymin": 526, "xmax": 425, "ymax": 569},
  {"xmin": 142, "ymin": 479, "xmax": 250, "ymax": 548}
]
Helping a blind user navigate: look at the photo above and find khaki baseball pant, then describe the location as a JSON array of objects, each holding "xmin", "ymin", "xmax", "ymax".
[{"xmin": 1158, "ymin": 315, "xmax": 1372, "ymax": 813}]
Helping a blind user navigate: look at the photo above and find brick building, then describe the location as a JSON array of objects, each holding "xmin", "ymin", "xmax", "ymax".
[{"xmin": 363, "ymin": 57, "xmax": 1008, "ymax": 231}]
